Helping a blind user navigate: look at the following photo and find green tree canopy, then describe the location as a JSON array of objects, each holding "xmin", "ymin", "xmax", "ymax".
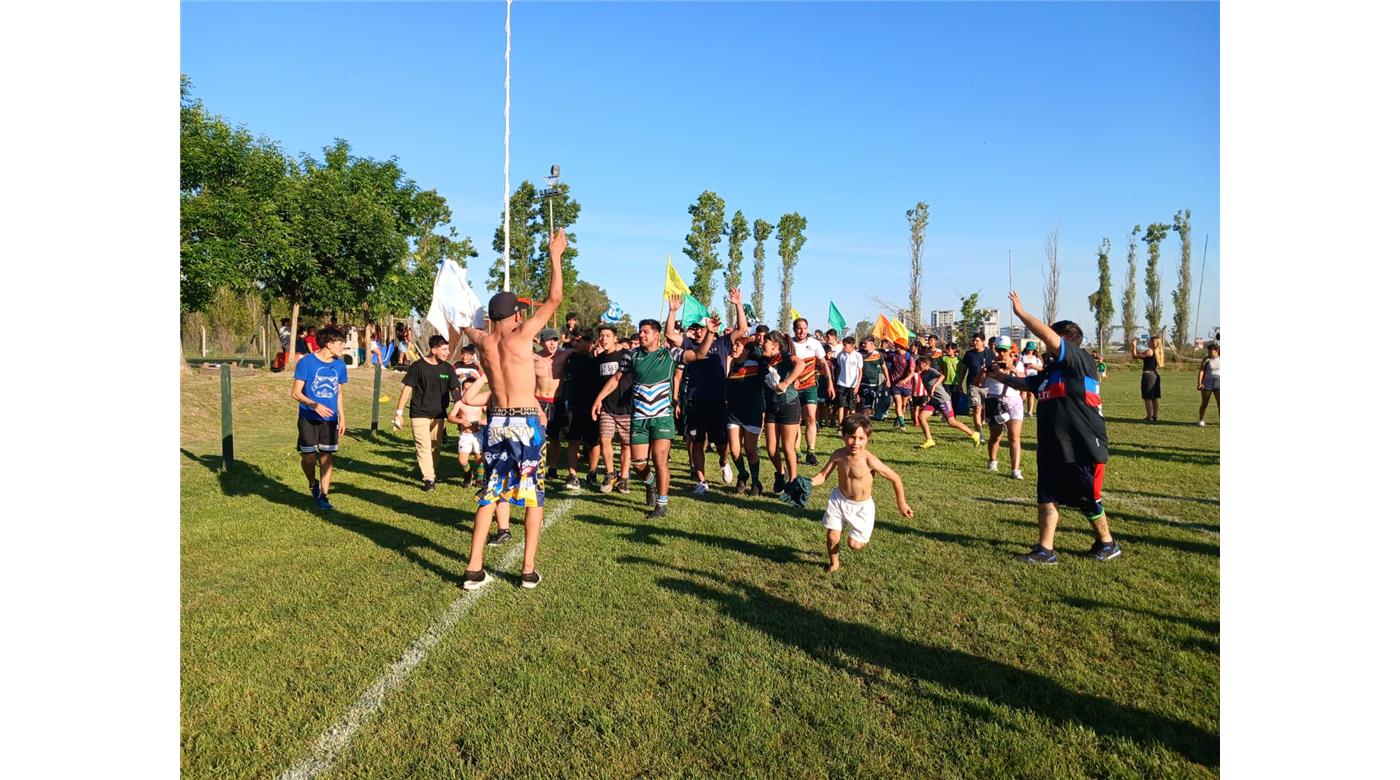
[
  {"xmin": 776, "ymin": 212, "xmax": 808, "ymax": 330},
  {"xmin": 684, "ymin": 191, "xmax": 728, "ymax": 309}
]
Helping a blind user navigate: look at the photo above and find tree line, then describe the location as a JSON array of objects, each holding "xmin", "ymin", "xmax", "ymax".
[
  {"xmin": 181, "ymin": 76, "xmax": 631, "ymax": 348},
  {"xmin": 681, "ymin": 191, "xmax": 807, "ymax": 328}
]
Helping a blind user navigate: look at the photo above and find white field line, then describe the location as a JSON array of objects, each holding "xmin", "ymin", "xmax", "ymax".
[{"xmin": 275, "ymin": 498, "xmax": 575, "ymax": 780}]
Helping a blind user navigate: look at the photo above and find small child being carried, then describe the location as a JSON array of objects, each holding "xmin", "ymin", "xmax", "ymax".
[{"xmin": 810, "ymin": 413, "xmax": 914, "ymax": 572}]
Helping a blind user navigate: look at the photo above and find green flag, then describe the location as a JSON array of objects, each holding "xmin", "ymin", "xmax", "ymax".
[
  {"xmin": 681, "ymin": 294, "xmax": 710, "ymax": 328},
  {"xmin": 828, "ymin": 301, "xmax": 847, "ymax": 333},
  {"xmin": 742, "ymin": 303, "xmax": 756, "ymax": 321}
]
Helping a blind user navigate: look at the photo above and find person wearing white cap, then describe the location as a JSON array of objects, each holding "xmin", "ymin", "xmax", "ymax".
[{"xmin": 978, "ymin": 336, "xmax": 1025, "ymax": 479}]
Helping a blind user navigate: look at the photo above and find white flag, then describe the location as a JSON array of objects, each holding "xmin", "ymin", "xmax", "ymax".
[{"xmin": 426, "ymin": 260, "xmax": 485, "ymax": 336}]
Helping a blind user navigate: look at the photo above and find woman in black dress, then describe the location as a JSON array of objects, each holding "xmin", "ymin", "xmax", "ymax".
[{"xmin": 1132, "ymin": 335, "xmax": 1165, "ymax": 421}]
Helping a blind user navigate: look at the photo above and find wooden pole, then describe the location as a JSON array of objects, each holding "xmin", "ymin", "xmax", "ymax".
[
  {"xmin": 220, "ymin": 364, "xmax": 234, "ymax": 471},
  {"xmin": 201, "ymin": 325, "xmax": 207, "ymax": 358},
  {"xmin": 260, "ymin": 327, "xmax": 268, "ymax": 370},
  {"xmin": 371, "ymin": 363, "xmax": 383, "ymax": 436}
]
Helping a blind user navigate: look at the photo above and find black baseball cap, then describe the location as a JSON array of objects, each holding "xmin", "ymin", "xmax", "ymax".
[{"xmin": 488, "ymin": 291, "xmax": 529, "ymax": 321}]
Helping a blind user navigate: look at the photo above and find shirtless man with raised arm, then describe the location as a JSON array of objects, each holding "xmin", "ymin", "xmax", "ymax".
[{"xmin": 457, "ymin": 228, "xmax": 568, "ymax": 591}]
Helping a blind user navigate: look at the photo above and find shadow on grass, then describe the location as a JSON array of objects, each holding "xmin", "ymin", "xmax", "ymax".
[
  {"xmin": 971, "ymin": 498, "xmax": 1220, "ymax": 555},
  {"xmin": 575, "ymin": 513, "xmax": 810, "ymax": 565},
  {"xmin": 180, "ymin": 449, "xmax": 465, "ymax": 584},
  {"xmin": 1107, "ymin": 442, "xmax": 1219, "ymax": 466},
  {"xmin": 1104, "ymin": 416, "xmax": 1208, "ymax": 429},
  {"xmin": 1109, "ymin": 488, "xmax": 1219, "ymax": 507},
  {"xmin": 640, "ymin": 558, "xmax": 1219, "ymax": 767},
  {"xmin": 1060, "ymin": 596, "xmax": 1219, "ymax": 635}
]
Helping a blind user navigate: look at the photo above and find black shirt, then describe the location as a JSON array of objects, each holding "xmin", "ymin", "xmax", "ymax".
[
  {"xmin": 566, "ymin": 351, "xmax": 602, "ymax": 409},
  {"xmin": 1025, "ymin": 340, "xmax": 1108, "ymax": 465},
  {"xmin": 960, "ymin": 347, "xmax": 993, "ymax": 388},
  {"xmin": 681, "ymin": 333, "xmax": 734, "ymax": 402},
  {"xmin": 596, "ymin": 349, "xmax": 634, "ymax": 416},
  {"xmin": 403, "ymin": 358, "xmax": 455, "ymax": 419}
]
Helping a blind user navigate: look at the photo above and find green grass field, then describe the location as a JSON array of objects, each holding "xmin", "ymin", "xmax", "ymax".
[{"xmin": 181, "ymin": 366, "xmax": 1219, "ymax": 779}]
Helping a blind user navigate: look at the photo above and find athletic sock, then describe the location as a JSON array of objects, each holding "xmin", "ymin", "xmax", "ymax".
[
  {"xmin": 657, "ymin": 495, "xmax": 669, "ymax": 506},
  {"xmin": 736, "ymin": 459, "xmax": 749, "ymax": 479},
  {"xmin": 749, "ymin": 459, "xmax": 761, "ymax": 482}
]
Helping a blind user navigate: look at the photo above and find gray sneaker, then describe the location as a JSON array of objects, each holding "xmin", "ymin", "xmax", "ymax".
[
  {"xmin": 1087, "ymin": 540, "xmax": 1122, "ymax": 561},
  {"xmin": 487, "ymin": 530, "xmax": 512, "ymax": 547}
]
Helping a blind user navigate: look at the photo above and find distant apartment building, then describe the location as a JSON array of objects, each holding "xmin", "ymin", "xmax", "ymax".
[
  {"xmin": 979, "ymin": 309, "xmax": 1000, "ymax": 341},
  {"xmin": 1001, "ymin": 323, "xmax": 1029, "ymax": 341},
  {"xmin": 930, "ymin": 309, "xmax": 956, "ymax": 343}
]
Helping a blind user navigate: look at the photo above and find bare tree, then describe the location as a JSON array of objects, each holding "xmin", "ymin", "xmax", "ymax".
[
  {"xmin": 1043, "ymin": 222, "xmax": 1061, "ymax": 323},
  {"xmin": 906, "ymin": 201, "xmax": 929, "ymax": 331}
]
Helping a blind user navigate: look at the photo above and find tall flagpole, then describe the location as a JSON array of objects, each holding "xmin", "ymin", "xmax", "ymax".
[
  {"xmin": 1007, "ymin": 250, "xmax": 1013, "ymax": 341},
  {"xmin": 502, "ymin": 0, "xmax": 512, "ymax": 292},
  {"xmin": 1194, "ymin": 234, "xmax": 1209, "ymax": 342}
]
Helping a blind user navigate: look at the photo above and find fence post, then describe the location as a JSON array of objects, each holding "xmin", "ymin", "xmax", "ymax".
[
  {"xmin": 201, "ymin": 325, "xmax": 208, "ymax": 358},
  {"xmin": 370, "ymin": 363, "xmax": 382, "ymax": 436},
  {"xmin": 261, "ymin": 327, "xmax": 269, "ymax": 370},
  {"xmin": 220, "ymin": 364, "xmax": 234, "ymax": 471}
]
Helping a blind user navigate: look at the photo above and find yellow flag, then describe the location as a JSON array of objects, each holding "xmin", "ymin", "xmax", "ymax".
[
  {"xmin": 790, "ymin": 307, "xmax": 801, "ymax": 324},
  {"xmin": 889, "ymin": 317, "xmax": 911, "ymax": 348},
  {"xmin": 664, "ymin": 255, "xmax": 690, "ymax": 299}
]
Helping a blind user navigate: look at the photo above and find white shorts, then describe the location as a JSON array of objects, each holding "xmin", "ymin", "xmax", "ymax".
[
  {"xmin": 457, "ymin": 429, "xmax": 484, "ymax": 456},
  {"xmin": 994, "ymin": 392, "xmax": 1024, "ymax": 423},
  {"xmin": 821, "ymin": 487, "xmax": 876, "ymax": 545}
]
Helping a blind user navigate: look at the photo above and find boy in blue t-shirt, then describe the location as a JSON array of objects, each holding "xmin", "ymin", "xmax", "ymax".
[{"xmin": 292, "ymin": 326, "xmax": 349, "ymax": 509}]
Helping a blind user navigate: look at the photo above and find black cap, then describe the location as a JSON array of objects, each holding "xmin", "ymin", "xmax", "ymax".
[{"xmin": 488, "ymin": 291, "xmax": 528, "ymax": 321}]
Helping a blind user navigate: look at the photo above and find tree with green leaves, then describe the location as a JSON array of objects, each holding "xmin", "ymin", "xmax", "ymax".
[
  {"xmin": 570, "ymin": 280, "xmax": 610, "ymax": 330},
  {"xmin": 906, "ymin": 201, "xmax": 929, "ymax": 331},
  {"xmin": 751, "ymin": 218, "xmax": 772, "ymax": 325},
  {"xmin": 1142, "ymin": 222, "xmax": 1170, "ymax": 339},
  {"xmin": 1171, "ymin": 208, "xmax": 1193, "ymax": 351},
  {"xmin": 683, "ymin": 191, "xmax": 727, "ymax": 309},
  {"xmin": 1121, "ymin": 224, "xmax": 1140, "ymax": 350},
  {"xmin": 957, "ymin": 292, "xmax": 985, "ymax": 344},
  {"xmin": 854, "ymin": 319, "xmax": 875, "ymax": 341},
  {"xmin": 180, "ymin": 75, "xmax": 292, "ymax": 314},
  {"xmin": 267, "ymin": 139, "xmax": 428, "ymax": 358},
  {"xmin": 489, "ymin": 180, "xmax": 582, "ymax": 322},
  {"xmin": 1089, "ymin": 237, "xmax": 1114, "ymax": 353},
  {"xmin": 776, "ymin": 212, "xmax": 808, "ymax": 329},
  {"xmin": 368, "ymin": 191, "xmax": 477, "ymax": 323},
  {"xmin": 724, "ymin": 210, "xmax": 750, "ymax": 326}
]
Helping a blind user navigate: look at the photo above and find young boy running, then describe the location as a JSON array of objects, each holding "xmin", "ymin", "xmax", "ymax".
[
  {"xmin": 810, "ymin": 413, "xmax": 914, "ymax": 572},
  {"xmin": 913, "ymin": 354, "xmax": 980, "ymax": 448},
  {"xmin": 292, "ymin": 326, "xmax": 349, "ymax": 510},
  {"xmin": 832, "ymin": 336, "xmax": 863, "ymax": 428},
  {"xmin": 858, "ymin": 337, "xmax": 888, "ymax": 414}
]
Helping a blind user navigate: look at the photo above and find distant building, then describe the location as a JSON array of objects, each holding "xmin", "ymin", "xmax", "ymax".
[
  {"xmin": 930, "ymin": 309, "xmax": 956, "ymax": 343},
  {"xmin": 979, "ymin": 309, "xmax": 1000, "ymax": 342},
  {"xmin": 1001, "ymin": 323, "xmax": 1029, "ymax": 341}
]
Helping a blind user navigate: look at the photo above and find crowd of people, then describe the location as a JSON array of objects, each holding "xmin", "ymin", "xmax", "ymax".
[{"xmin": 289, "ymin": 228, "xmax": 1220, "ymax": 585}]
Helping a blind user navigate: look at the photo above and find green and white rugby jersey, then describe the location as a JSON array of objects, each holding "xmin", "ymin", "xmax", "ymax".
[{"xmin": 624, "ymin": 346, "xmax": 683, "ymax": 419}]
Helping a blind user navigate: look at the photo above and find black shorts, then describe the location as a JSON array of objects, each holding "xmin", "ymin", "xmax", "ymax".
[
  {"xmin": 859, "ymin": 383, "xmax": 879, "ymax": 409},
  {"xmin": 1036, "ymin": 460, "xmax": 1107, "ymax": 519},
  {"xmin": 538, "ymin": 399, "xmax": 568, "ymax": 439},
  {"xmin": 685, "ymin": 398, "xmax": 729, "ymax": 444},
  {"xmin": 836, "ymin": 386, "xmax": 858, "ymax": 410},
  {"xmin": 567, "ymin": 404, "xmax": 599, "ymax": 443},
  {"xmin": 297, "ymin": 416, "xmax": 340, "ymax": 453},
  {"xmin": 765, "ymin": 396, "xmax": 801, "ymax": 426}
]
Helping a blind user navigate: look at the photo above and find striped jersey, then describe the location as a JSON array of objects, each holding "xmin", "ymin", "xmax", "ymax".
[
  {"xmin": 623, "ymin": 346, "xmax": 683, "ymax": 419},
  {"xmin": 791, "ymin": 336, "xmax": 825, "ymax": 390}
]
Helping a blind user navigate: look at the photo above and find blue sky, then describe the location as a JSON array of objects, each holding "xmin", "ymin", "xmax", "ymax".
[{"xmin": 181, "ymin": 0, "xmax": 1219, "ymax": 337}]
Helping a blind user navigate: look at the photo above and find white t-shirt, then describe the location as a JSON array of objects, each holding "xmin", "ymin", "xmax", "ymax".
[{"xmin": 835, "ymin": 350, "xmax": 863, "ymax": 388}]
